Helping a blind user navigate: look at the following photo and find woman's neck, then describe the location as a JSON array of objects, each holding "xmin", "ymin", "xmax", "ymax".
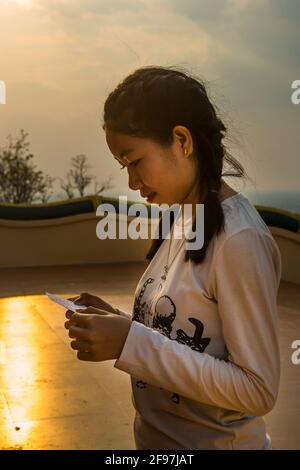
[{"xmin": 180, "ymin": 180, "xmax": 238, "ymax": 217}]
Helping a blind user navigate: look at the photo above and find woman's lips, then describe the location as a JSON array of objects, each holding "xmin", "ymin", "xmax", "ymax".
[{"xmin": 146, "ymin": 192, "xmax": 156, "ymax": 202}]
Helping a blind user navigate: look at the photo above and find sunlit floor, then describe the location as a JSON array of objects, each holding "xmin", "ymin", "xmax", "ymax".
[{"xmin": 0, "ymin": 262, "xmax": 299, "ymax": 450}]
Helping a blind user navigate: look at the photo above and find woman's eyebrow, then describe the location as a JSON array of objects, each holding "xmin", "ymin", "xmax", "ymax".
[
  {"xmin": 114, "ymin": 154, "xmax": 132, "ymax": 166},
  {"xmin": 119, "ymin": 148, "xmax": 134, "ymax": 159},
  {"xmin": 113, "ymin": 149, "xmax": 135, "ymax": 166}
]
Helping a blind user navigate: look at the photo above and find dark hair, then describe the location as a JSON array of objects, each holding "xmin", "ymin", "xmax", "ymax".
[{"xmin": 102, "ymin": 65, "xmax": 246, "ymax": 265}]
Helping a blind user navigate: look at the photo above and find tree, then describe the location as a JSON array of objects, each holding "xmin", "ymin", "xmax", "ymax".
[
  {"xmin": 60, "ymin": 154, "xmax": 114, "ymax": 198},
  {"xmin": 60, "ymin": 174, "xmax": 75, "ymax": 200},
  {"xmin": 0, "ymin": 130, "xmax": 54, "ymax": 204},
  {"xmin": 93, "ymin": 175, "xmax": 114, "ymax": 195}
]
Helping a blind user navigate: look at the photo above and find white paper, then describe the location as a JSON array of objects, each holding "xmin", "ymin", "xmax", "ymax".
[{"xmin": 46, "ymin": 292, "xmax": 87, "ymax": 313}]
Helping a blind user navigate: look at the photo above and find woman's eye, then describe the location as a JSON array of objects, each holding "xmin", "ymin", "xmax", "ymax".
[{"xmin": 120, "ymin": 160, "xmax": 140, "ymax": 170}]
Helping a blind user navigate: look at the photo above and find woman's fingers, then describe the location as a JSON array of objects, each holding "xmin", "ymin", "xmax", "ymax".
[
  {"xmin": 67, "ymin": 325, "xmax": 90, "ymax": 340},
  {"xmin": 70, "ymin": 340, "xmax": 96, "ymax": 360},
  {"xmin": 77, "ymin": 307, "xmax": 108, "ymax": 316},
  {"xmin": 65, "ymin": 309, "xmax": 74, "ymax": 319},
  {"xmin": 65, "ymin": 312, "xmax": 91, "ymax": 331},
  {"xmin": 77, "ymin": 351, "xmax": 94, "ymax": 361},
  {"xmin": 67, "ymin": 294, "xmax": 91, "ymax": 305},
  {"xmin": 67, "ymin": 295, "xmax": 81, "ymax": 303},
  {"xmin": 70, "ymin": 339, "xmax": 90, "ymax": 352}
]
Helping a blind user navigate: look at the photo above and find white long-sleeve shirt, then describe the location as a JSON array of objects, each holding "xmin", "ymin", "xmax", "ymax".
[{"xmin": 114, "ymin": 193, "xmax": 282, "ymax": 450}]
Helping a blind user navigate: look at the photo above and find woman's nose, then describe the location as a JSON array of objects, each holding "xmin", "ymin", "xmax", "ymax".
[{"xmin": 128, "ymin": 168, "xmax": 142, "ymax": 191}]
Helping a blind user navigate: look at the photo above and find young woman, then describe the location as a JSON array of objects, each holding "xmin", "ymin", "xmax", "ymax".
[{"xmin": 64, "ymin": 66, "xmax": 282, "ymax": 450}]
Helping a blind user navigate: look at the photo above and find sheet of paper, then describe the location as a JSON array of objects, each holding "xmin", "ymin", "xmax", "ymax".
[{"xmin": 46, "ymin": 292, "xmax": 87, "ymax": 313}]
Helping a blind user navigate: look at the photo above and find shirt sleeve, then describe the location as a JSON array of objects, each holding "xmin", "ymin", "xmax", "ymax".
[{"xmin": 114, "ymin": 228, "xmax": 282, "ymax": 416}]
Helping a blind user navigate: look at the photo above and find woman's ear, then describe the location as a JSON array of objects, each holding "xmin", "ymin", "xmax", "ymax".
[{"xmin": 172, "ymin": 125, "xmax": 193, "ymax": 157}]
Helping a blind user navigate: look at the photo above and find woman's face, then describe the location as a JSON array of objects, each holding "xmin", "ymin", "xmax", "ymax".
[{"xmin": 105, "ymin": 126, "xmax": 199, "ymax": 206}]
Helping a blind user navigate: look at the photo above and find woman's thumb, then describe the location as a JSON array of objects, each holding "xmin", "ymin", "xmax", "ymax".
[{"xmin": 78, "ymin": 306, "xmax": 108, "ymax": 315}]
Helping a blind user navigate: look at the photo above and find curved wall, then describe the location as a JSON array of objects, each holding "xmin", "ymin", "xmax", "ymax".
[{"xmin": 0, "ymin": 198, "xmax": 299, "ymax": 284}]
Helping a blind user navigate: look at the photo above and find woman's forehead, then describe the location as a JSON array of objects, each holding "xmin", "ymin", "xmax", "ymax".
[{"xmin": 106, "ymin": 129, "xmax": 137, "ymax": 152}]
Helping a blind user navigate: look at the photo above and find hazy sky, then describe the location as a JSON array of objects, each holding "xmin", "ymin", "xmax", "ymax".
[{"xmin": 0, "ymin": 0, "xmax": 299, "ymax": 201}]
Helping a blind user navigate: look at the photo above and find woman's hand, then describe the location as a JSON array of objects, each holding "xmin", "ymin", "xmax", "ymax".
[
  {"xmin": 66, "ymin": 292, "xmax": 120, "ymax": 318},
  {"xmin": 64, "ymin": 308, "xmax": 131, "ymax": 362}
]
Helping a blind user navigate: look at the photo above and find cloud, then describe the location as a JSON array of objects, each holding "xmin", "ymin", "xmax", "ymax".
[
  {"xmin": 167, "ymin": 0, "xmax": 299, "ymax": 72},
  {"xmin": 0, "ymin": 0, "xmax": 299, "ymax": 193}
]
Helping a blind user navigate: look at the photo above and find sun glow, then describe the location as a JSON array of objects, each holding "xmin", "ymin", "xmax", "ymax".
[
  {"xmin": 14, "ymin": 0, "xmax": 34, "ymax": 7},
  {"xmin": 0, "ymin": 297, "xmax": 39, "ymax": 447}
]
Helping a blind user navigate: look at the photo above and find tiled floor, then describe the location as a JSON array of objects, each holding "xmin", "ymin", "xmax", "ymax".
[{"xmin": 0, "ymin": 262, "xmax": 299, "ymax": 449}]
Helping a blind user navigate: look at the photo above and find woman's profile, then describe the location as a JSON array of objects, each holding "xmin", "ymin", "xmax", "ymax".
[{"xmin": 65, "ymin": 65, "xmax": 282, "ymax": 450}]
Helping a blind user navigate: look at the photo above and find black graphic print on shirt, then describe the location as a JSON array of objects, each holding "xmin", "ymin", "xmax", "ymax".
[
  {"xmin": 152, "ymin": 295, "xmax": 176, "ymax": 337},
  {"xmin": 176, "ymin": 318, "xmax": 211, "ymax": 352},
  {"xmin": 133, "ymin": 278, "xmax": 211, "ymax": 405},
  {"xmin": 132, "ymin": 278, "xmax": 154, "ymax": 324},
  {"xmin": 133, "ymin": 279, "xmax": 211, "ymax": 351}
]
